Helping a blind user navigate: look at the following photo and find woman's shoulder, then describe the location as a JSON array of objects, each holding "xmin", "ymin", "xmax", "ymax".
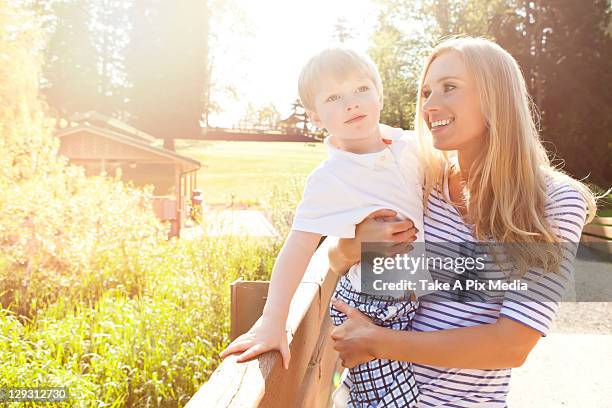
[
  {"xmin": 543, "ymin": 174, "xmax": 589, "ymax": 239},
  {"xmin": 543, "ymin": 175, "xmax": 587, "ymax": 210}
]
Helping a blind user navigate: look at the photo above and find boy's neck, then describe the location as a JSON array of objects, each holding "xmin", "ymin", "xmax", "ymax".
[{"xmin": 329, "ymin": 125, "xmax": 386, "ymax": 154}]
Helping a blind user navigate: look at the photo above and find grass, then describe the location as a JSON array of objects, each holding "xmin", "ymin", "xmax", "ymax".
[{"xmin": 175, "ymin": 140, "xmax": 327, "ymax": 206}]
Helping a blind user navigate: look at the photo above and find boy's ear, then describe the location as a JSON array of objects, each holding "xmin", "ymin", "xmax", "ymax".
[{"xmin": 306, "ymin": 110, "xmax": 323, "ymax": 129}]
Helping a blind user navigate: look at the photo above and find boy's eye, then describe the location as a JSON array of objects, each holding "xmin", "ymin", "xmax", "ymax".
[
  {"xmin": 357, "ymin": 85, "xmax": 370, "ymax": 92},
  {"xmin": 326, "ymin": 94, "xmax": 340, "ymax": 102}
]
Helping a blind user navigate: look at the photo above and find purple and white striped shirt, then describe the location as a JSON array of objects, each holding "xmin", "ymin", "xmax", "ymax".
[{"xmin": 412, "ymin": 171, "xmax": 588, "ymax": 407}]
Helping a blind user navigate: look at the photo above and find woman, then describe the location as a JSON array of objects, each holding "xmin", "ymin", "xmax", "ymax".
[{"xmin": 328, "ymin": 37, "xmax": 597, "ymax": 407}]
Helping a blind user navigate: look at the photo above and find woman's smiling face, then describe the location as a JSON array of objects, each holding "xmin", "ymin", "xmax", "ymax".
[{"xmin": 420, "ymin": 50, "xmax": 488, "ymax": 152}]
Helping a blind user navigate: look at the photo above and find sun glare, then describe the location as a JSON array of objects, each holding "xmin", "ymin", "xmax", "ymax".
[{"xmin": 209, "ymin": 0, "xmax": 380, "ymax": 127}]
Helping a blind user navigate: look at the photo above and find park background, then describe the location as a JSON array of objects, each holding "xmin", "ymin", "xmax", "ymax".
[{"xmin": 1, "ymin": 0, "xmax": 610, "ymax": 407}]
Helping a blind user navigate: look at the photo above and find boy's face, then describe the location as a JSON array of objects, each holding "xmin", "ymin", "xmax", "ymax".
[{"xmin": 307, "ymin": 72, "xmax": 383, "ymax": 141}]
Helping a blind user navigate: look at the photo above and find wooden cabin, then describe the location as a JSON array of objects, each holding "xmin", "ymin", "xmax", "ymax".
[{"xmin": 56, "ymin": 111, "xmax": 201, "ymax": 237}]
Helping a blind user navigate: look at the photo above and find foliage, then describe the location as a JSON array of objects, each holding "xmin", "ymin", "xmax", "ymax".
[
  {"xmin": 0, "ymin": 3, "xmax": 279, "ymax": 406},
  {"xmin": 368, "ymin": 13, "xmax": 425, "ymax": 129}
]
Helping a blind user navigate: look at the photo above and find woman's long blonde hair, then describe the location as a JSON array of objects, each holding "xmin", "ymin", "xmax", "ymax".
[{"xmin": 415, "ymin": 37, "xmax": 598, "ymax": 276}]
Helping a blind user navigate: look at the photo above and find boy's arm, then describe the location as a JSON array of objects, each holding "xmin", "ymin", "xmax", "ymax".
[
  {"xmin": 262, "ymin": 230, "xmax": 322, "ymax": 322},
  {"xmin": 219, "ymin": 230, "xmax": 321, "ymax": 368}
]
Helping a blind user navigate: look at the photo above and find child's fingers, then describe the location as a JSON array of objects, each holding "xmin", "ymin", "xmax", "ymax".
[
  {"xmin": 279, "ymin": 343, "xmax": 291, "ymax": 370},
  {"xmin": 236, "ymin": 343, "xmax": 268, "ymax": 363},
  {"xmin": 219, "ymin": 339, "xmax": 252, "ymax": 358}
]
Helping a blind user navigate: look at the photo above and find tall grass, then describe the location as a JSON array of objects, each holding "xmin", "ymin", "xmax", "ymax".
[{"xmin": 1, "ymin": 235, "xmax": 279, "ymax": 406}]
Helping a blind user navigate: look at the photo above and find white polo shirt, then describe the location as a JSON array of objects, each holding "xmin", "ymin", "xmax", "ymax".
[{"xmin": 291, "ymin": 124, "xmax": 428, "ymax": 294}]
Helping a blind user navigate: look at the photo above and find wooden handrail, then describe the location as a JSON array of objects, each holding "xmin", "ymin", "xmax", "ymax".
[{"xmin": 187, "ymin": 239, "xmax": 340, "ymax": 407}]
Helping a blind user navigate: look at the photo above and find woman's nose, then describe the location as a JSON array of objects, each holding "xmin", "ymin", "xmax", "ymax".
[{"xmin": 422, "ymin": 92, "xmax": 440, "ymax": 113}]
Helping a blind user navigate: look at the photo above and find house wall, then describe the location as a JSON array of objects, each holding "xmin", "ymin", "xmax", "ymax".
[{"xmin": 59, "ymin": 131, "xmax": 177, "ymax": 195}]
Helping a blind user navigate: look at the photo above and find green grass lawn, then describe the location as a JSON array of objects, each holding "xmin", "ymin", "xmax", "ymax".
[{"xmin": 176, "ymin": 140, "xmax": 327, "ymax": 206}]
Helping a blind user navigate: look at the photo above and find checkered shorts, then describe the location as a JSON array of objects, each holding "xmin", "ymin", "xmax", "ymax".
[{"xmin": 330, "ymin": 275, "xmax": 419, "ymax": 408}]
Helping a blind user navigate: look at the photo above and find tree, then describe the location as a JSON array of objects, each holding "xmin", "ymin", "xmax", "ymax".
[
  {"xmin": 290, "ymin": 99, "xmax": 309, "ymax": 133},
  {"xmin": 125, "ymin": 0, "xmax": 210, "ymax": 150},
  {"xmin": 368, "ymin": 11, "xmax": 426, "ymax": 129},
  {"xmin": 332, "ymin": 17, "xmax": 353, "ymax": 43},
  {"xmin": 40, "ymin": 1, "xmax": 100, "ymax": 119},
  {"xmin": 493, "ymin": 0, "xmax": 612, "ymax": 186},
  {"xmin": 37, "ymin": 0, "xmax": 129, "ymax": 120},
  {"xmin": 256, "ymin": 104, "xmax": 281, "ymax": 129}
]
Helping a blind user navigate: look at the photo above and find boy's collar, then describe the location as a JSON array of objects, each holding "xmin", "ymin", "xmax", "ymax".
[
  {"xmin": 324, "ymin": 123, "xmax": 403, "ymax": 151},
  {"xmin": 323, "ymin": 124, "xmax": 402, "ymax": 170}
]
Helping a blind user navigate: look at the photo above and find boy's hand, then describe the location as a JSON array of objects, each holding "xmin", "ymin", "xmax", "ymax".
[
  {"xmin": 219, "ymin": 315, "xmax": 292, "ymax": 369},
  {"xmin": 356, "ymin": 209, "xmax": 418, "ymax": 244}
]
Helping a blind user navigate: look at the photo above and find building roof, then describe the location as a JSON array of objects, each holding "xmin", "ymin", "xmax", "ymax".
[
  {"xmin": 70, "ymin": 111, "xmax": 158, "ymax": 144},
  {"xmin": 56, "ymin": 124, "xmax": 201, "ymax": 171}
]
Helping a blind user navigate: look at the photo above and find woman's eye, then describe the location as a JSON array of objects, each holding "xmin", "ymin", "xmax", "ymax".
[
  {"xmin": 326, "ymin": 95, "xmax": 340, "ymax": 102},
  {"xmin": 422, "ymin": 90, "xmax": 431, "ymax": 98},
  {"xmin": 357, "ymin": 85, "xmax": 370, "ymax": 92},
  {"xmin": 444, "ymin": 84, "xmax": 456, "ymax": 92}
]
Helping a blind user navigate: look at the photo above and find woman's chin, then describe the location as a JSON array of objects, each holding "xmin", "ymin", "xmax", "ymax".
[{"xmin": 432, "ymin": 137, "xmax": 456, "ymax": 151}]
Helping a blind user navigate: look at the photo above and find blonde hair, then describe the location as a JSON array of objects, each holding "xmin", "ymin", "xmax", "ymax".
[
  {"xmin": 298, "ymin": 47, "xmax": 383, "ymax": 111},
  {"xmin": 415, "ymin": 36, "xmax": 598, "ymax": 276}
]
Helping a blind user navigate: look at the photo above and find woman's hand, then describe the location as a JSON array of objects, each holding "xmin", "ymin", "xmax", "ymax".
[
  {"xmin": 219, "ymin": 315, "xmax": 292, "ymax": 369},
  {"xmin": 330, "ymin": 298, "xmax": 380, "ymax": 368}
]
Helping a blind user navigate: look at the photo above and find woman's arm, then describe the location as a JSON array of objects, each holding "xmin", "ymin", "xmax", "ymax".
[
  {"xmin": 373, "ymin": 316, "xmax": 540, "ymax": 369},
  {"xmin": 330, "ymin": 299, "xmax": 540, "ymax": 369}
]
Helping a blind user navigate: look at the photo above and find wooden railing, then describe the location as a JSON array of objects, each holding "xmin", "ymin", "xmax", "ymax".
[{"xmin": 187, "ymin": 239, "xmax": 341, "ymax": 407}]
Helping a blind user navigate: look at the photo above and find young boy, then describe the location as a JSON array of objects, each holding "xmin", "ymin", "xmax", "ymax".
[{"xmin": 220, "ymin": 48, "xmax": 428, "ymax": 407}]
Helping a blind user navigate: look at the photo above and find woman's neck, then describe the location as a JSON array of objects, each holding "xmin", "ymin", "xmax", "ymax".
[
  {"xmin": 448, "ymin": 147, "xmax": 483, "ymax": 219},
  {"xmin": 454, "ymin": 148, "xmax": 479, "ymax": 182}
]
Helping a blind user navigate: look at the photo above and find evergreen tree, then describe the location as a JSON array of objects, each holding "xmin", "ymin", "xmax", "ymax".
[
  {"xmin": 38, "ymin": 0, "xmax": 128, "ymax": 119},
  {"xmin": 493, "ymin": 0, "xmax": 612, "ymax": 186},
  {"xmin": 41, "ymin": 1, "xmax": 100, "ymax": 119},
  {"xmin": 125, "ymin": 0, "xmax": 210, "ymax": 150}
]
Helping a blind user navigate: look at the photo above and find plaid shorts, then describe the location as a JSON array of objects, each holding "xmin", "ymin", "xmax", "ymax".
[{"xmin": 330, "ymin": 275, "xmax": 419, "ymax": 408}]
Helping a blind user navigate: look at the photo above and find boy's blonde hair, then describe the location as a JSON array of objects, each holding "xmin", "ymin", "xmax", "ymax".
[
  {"xmin": 414, "ymin": 36, "xmax": 598, "ymax": 277},
  {"xmin": 298, "ymin": 48, "xmax": 383, "ymax": 111}
]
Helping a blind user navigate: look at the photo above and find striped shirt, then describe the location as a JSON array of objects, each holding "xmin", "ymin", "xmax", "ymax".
[{"xmin": 412, "ymin": 169, "xmax": 588, "ymax": 408}]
